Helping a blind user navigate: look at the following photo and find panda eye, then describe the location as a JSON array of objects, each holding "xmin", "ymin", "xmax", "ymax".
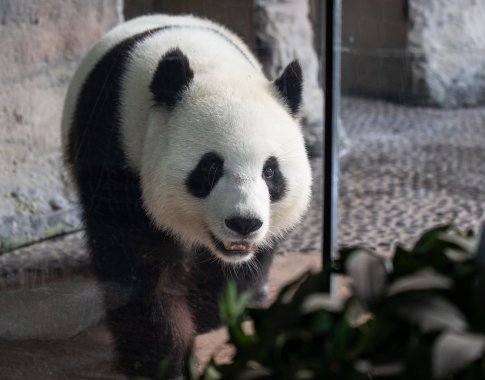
[
  {"xmin": 262, "ymin": 156, "xmax": 287, "ymax": 202},
  {"xmin": 186, "ymin": 152, "xmax": 224, "ymax": 198},
  {"xmin": 263, "ymin": 166, "xmax": 274, "ymax": 179}
]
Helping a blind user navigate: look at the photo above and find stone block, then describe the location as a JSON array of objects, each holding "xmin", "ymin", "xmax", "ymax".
[
  {"xmin": 409, "ymin": 0, "xmax": 485, "ymax": 107},
  {"xmin": 342, "ymin": 0, "xmax": 485, "ymax": 107},
  {"xmin": 341, "ymin": 0, "xmax": 411, "ymax": 102},
  {"xmin": 254, "ymin": 0, "xmax": 325, "ymax": 156}
]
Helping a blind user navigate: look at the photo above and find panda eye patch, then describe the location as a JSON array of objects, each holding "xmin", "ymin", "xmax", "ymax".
[
  {"xmin": 186, "ymin": 152, "xmax": 224, "ymax": 198},
  {"xmin": 263, "ymin": 156, "xmax": 287, "ymax": 202}
]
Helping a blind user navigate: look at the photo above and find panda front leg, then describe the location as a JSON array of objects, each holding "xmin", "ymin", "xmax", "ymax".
[
  {"xmin": 189, "ymin": 247, "xmax": 275, "ymax": 335},
  {"xmin": 103, "ymin": 286, "xmax": 194, "ymax": 379},
  {"xmin": 88, "ymin": 231, "xmax": 195, "ymax": 379}
]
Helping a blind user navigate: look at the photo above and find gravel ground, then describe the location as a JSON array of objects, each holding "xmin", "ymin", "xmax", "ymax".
[
  {"xmin": 1, "ymin": 96, "xmax": 484, "ymax": 379},
  {"xmin": 281, "ymin": 96, "xmax": 485, "ymax": 257},
  {"xmin": 337, "ymin": 96, "xmax": 485, "ymax": 252}
]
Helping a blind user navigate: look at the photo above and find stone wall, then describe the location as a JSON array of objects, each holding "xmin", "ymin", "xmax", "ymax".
[
  {"xmin": 254, "ymin": 0, "xmax": 325, "ymax": 156},
  {"xmin": 409, "ymin": 0, "xmax": 485, "ymax": 107},
  {"xmin": 0, "ymin": 0, "xmax": 122, "ymax": 252},
  {"xmin": 342, "ymin": 0, "xmax": 485, "ymax": 108},
  {"xmin": 125, "ymin": 0, "xmax": 255, "ymax": 50},
  {"xmin": 341, "ymin": 0, "xmax": 411, "ymax": 103}
]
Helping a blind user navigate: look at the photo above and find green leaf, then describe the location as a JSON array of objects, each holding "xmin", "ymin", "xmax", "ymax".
[
  {"xmin": 331, "ymin": 318, "xmax": 358, "ymax": 360},
  {"xmin": 196, "ymin": 224, "xmax": 485, "ymax": 380},
  {"xmin": 300, "ymin": 293, "xmax": 343, "ymax": 314},
  {"xmin": 336, "ymin": 246, "xmax": 368, "ymax": 273},
  {"xmin": 186, "ymin": 355, "xmax": 200, "ymax": 380},
  {"xmin": 472, "ymin": 270, "xmax": 485, "ymax": 333},
  {"xmin": 273, "ymin": 271, "xmax": 311, "ymax": 305},
  {"xmin": 432, "ymin": 332, "xmax": 485, "ymax": 379},
  {"xmin": 441, "ymin": 229, "xmax": 476, "ymax": 253},
  {"xmin": 387, "ymin": 269, "xmax": 451, "ymax": 296},
  {"xmin": 345, "ymin": 250, "xmax": 387, "ymax": 303},
  {"xmin": 412, "ymin": 225, "xmax": 453, "ymax": 255},
  {"xmin": 219, "ymin": 281, "xmax": 251, "ymax": 327},
  {"xmin": 310, "ymin": 312, "xmax": 336, "ymax": 335},
  {"xmin": 392, "ymin": 245, "xmax": 422, "ymax": 277},
  {"xmin": 353, "ymin": 311, "xmax": 402, "ymax": 357},
  {"xmin": 475, "ymin": 225, "xmax": 485, "ymax": 268},
  {"xmin": 404, "ymin": 332, "xmax": 436, "ymax": 380},
  {"xmin": 219, "ymin": 281, "xmax": 257, "ymax": 351},
  {"xmin": 291, "ymin": 271, "xmax": 331, "ymax": 306},
  {"xmin": 391, "ymin": 295, "xmax": 467, "ymax": 332},
  {"xmin": 201, "ymin": 361, "xmax": 222, "ymax": 380}
]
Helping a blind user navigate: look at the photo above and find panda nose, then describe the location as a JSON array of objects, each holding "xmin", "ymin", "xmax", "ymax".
[{"xmin": 225, "ymin": 216, "xmax": 263, "ymax": 236}]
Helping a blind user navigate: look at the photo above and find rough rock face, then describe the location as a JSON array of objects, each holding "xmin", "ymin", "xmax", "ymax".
[
  {"xmin": 409, "ymin": 0, "xmax": 485, "ymax": 107},
  {"xmin": 0, "ymin": 0, "xmax": 122, "ymax": 252},
  {"xmin": 254, "ymin": 0, "xmax": 325, "ymax": 156},
  {"xmin": 342, "ymin": 0, "xmax": 485, "ymax": 108}
]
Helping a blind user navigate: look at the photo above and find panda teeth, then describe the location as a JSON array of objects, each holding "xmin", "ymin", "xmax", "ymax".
[{"xmin": 223, "ymin": 242, "xmax": 255, "ymax": 251}]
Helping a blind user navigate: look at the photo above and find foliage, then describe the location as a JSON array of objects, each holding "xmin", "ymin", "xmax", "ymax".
[{"xmin": 189, "ymin": 225, "xmax": 485, "ymax": 380}]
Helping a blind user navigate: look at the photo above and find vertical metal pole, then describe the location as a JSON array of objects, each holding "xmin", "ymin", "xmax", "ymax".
[{"xmin": 323, "ymin": 0, "xmax": 341, "ymax": 293}]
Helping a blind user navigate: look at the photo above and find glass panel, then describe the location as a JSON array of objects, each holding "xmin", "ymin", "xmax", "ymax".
[
  {"xmin": 339, "ymin": 0, "xmax": 485, "ymax": 254},
  {"xmin": 0, "ymin": 1, "xmax": 324, "ymax": 378}
]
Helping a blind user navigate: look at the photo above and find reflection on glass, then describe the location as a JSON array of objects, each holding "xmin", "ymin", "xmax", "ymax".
[{"xmin": 0, "ymin": 1, "xmax": 322, "ymax": 379}]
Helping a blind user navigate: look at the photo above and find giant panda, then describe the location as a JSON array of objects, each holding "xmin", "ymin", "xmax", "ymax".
[{"xmin": 62, "ymin": 14, "xmax": 312, "ymax": 379}]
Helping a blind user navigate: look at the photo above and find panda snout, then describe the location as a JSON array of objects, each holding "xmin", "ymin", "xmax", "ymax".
[{"xmin": 224, "ymin": 216, "xmax": 263, "ymax": 236}]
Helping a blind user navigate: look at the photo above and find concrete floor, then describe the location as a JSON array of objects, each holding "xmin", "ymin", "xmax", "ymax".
[
  {"xmin": 0, "ymin": 254, "xmax": 321, "ymax": 380},
  {"xmin": 1, "ymin": 96, "xmax": 485, "ymax": 379}
]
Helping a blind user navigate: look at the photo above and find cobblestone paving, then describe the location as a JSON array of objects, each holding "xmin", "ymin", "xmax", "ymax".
[{"xmin": 281, "ymin": 96, "xmax": 485, "ymax": 256}]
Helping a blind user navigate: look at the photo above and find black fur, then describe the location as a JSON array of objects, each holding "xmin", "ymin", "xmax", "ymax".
[
  {"xmin": 263, "ymin": 156, "xmax": 287, "ymax": 202},
  {"xmin": 274, "ymin": 60, "xmax": 303, "ymax": 116},
  {"xmin": 186, "ymin": 152, "xmax": 224, "ymax": 198},
  {"xmin": 150, "ymin": 48, "xmax": 194, "ymax": 109},
  {"xmin": 66, "ymin": 28, "xmax": 273, "ymax": 379}
]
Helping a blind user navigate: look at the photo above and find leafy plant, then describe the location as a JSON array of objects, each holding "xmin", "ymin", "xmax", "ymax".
[{"xmin": 188, "ymin": 225, "xmax": 485, "ymax": 380}]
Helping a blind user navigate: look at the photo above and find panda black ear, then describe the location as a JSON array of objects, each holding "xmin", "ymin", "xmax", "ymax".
[
  {"xmin": 273, "ymin": 60, "xmax": 303, "ymax": 116},
  {"xmin": 150, "ymin": 48, "xmax": 194, "ymax": 109}
]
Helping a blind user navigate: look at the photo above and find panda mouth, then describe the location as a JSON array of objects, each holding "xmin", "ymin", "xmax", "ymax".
[
  {"xmin": 210, "ymin": 234, "xmax": 256, "ymax": 256},
  {"xmin": 223, "ymin": 241, "xmax": 256, "ymax": 252}
]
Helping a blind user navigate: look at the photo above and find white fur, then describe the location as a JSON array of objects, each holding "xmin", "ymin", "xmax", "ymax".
[{"xmin": 64, "ymin": 15, "xmax": 312, "ymax": 263}]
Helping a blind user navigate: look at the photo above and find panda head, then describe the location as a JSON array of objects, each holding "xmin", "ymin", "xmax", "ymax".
[{"xmin": 140, "ymin": 48, "xmax": 312, "ymax": 264}]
